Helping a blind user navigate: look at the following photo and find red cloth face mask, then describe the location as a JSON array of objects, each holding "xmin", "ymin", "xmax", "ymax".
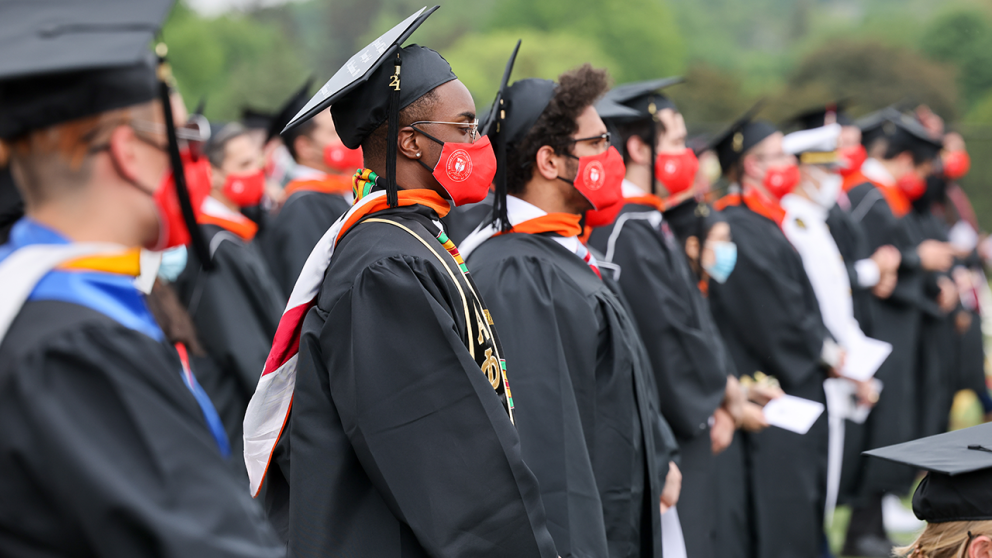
[
  {"xmin": 585, "ymin": 199, "xmax": 625, "ymax": 228},
  {"xmin": 763, "ymin": 164, "xmax": 801, "ymax": 200},
  {"xmin": 837, "ymin": 144, "xmax": 867, "ymax": 177},
  {"xmin": 655, "ymin": 148, "xmax": 699, "ymax": 196},
  {"xmin": 943, "ymin": 150, "xmax": 971, "ymax": 180},
  {"xmin": 323, "ymin": 140, "xmax": 364, "ymax": 174},
  {"xmin": 419, "ymin": 133, "xmax": 497, "ymax": 207},
  {"xmin": 897, "ymin": 171, "xmax": 927, "ymax": 201},
  {"xmin": 222, "ymin": 169, "xmax": 266, "ymax": 207},
  {"xmin": 150, "ymin": 151, "xmax": 212, "ymax": 250},
  {"xmin": 563, "ymin": 146, "xmax": 626, "ymax": 210}
]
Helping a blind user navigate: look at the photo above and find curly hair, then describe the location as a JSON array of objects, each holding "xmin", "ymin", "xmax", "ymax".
[{"xmin": 506, "ymin": 64, "xmax": 610, "ymax": 195}]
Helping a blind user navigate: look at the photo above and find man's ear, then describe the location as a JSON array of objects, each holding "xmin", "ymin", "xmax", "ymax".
[
  {"xmin": 535, "ymin": 145, "xmax": 561, "ymax": 181},
  {"xmin": 626, "ymin": 135, "xmax": 650, "ymax": 166},
  {"xmin": 397, "ymin": 127, "xmax": 426, "ymax": 161},
  {"xmin": 108, "ymin": 124, "xmax": 141, "ymax": 184}
]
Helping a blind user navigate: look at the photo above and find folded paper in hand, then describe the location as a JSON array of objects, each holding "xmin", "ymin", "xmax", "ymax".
[{"xmin": 763, "ymin": 395, "xmax": 825, "ymax": 435}]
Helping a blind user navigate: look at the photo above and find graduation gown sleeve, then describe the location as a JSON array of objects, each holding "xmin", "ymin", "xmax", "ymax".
[
  {"xmin": 710, "ymin": 210, "xmax": 829, "ymax": 389},
  {"xmin": 291, "ymin": 251, "xmax": 558, "ymax": 558},
  {"xmin": 0, "ymin": 301, "xmax": 283, "ymax": 558}
]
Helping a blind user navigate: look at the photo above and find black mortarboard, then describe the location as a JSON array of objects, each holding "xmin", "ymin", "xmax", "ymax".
[
  {"xmin": 267, "ymin": 78, "xmax": 313, "ymax": 143},
  {"xmin": 708, "ymin": 101, "xmax": 776, "ymax": 176},
  {"xmin": 241, "ymin": 108, "xmax": 274, "ymax": 131},
  {"xmin": 282, "ymin": 6, "xmax": 453, "ymax": 206},
  {"xmin": 599, "ymin": 77, "xmax": 685, "ymax": 123},
  {"xmin": 857, "ymin": 107, "xmax": 942, "ymax": 160},
  {"xmin": 857, "ymin": 105, "xmax": 912, "ymax": 150},
  {"xmin": 865, "ymin": 423, "xmax": 992, "ymax": 523},
  {"xmin": 786, "ymin": 100, "xmax": 854, "ymax": 131},
  {"xmin": 596, "ymin": 77, "xmax": 684, "ymax": 195},
  {"xmin": 663, "ymin": 198, "xmax": 726, "ymax": 249},
  {"xmin": 486, "ymin": 40, "xmax": 557, "ymax": 230},
  {"xmin": 0, "ymin": 0, "xmax": 213, "ymax": 270},
  {"xmin": 0, "ymin": 0, "xmax": 174, "ymax": 140}
]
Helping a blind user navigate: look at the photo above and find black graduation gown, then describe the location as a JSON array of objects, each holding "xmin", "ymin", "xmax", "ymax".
[
  {"xmin": 467, "ymin": 231, "xmax": 673, "ymax": 558},
  {"xmin": 826, "ymin": 202, "xmax": 875, "ymax": 335},
  {"xmin": 0, "ymin": 300, "xmax": 284, "ymax": 558},
  {"xmin": 708, "ymin": 202, "xmax": 829, "ymax": 558},
  {"xmin": 589, "ymin": 202, "xmax": 730, "ymax": 558},
  {"xmin": 839, "ymin": 182, "xmax": 925, "ymax": 499},
  {"xmin": 174, "ymin": 223, "xmax": 284, "ymax": 481},
  {"xmin": 261, "ymin": 190, "xmax": 351, "ymax": 299},
  {"xmin": 283, "ymin": 204, "xmax": 558, "ymax": 558}
]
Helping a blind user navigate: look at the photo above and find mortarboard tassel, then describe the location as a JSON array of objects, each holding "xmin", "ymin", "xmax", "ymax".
[
  {"xmin": 385, "ymin": 51, "xmax": 402, "ymax": 208},
  {"xmin": 156, "ymin": 43, "xmax": 213, "ymax": 272}
]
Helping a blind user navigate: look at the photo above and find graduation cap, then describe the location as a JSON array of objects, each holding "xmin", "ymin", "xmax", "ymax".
[
  {"xmin": 707, "ymin": 101, "xmax": 777, "ymax": 177},
  {"xmin": 0, "ymin": 0, "xmax": 213, "ymax": 270},
  {"xmin": 281, "ymin": 6, "xmax": 455, "ymax": 206},
  {"xmin": 485, "ymin": 41, "xmax": 557, "ymax": 231},
  {"xmin": 857, "ymin": 106, "xmax": 941, "ymax": 160},
  {"xmin": 596, "ymin": 77, "xmax": 685, "ymax": 194},
  {"xmin": 599, "ymin": 77, "xmax": 685, "ymax": 122},
  {"xmin": 266, "ymin": 78, "xmax": 314, "ymax": 144},
  {"xmin": 786, "ymin": 100, "xmax": 854, "ymax": 131},
  {"xmin": 241, "ymin": 108, "xmax": 274, "ymax": 131},
  {"xmin": 663, "ymin": 198, "xmax": 725, "ymax": 248},
  {"xmin": 782, "ymin": 124, "xmax": 841, "ymax": 165},
  {"xmin": 865, "ymin": 423, "xmax": 992, "ymax": 523}
]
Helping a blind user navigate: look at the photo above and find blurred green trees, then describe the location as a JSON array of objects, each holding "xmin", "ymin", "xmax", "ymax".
[{"xmin": 162, "ymin": 0, "xmax": 992, "ymax": 226}]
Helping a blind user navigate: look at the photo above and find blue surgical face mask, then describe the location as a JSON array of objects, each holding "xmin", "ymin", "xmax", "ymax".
[
  {"xmin": 157, "ymin": 245, "xmax": 188, "ymax": 283},
  {"xmin": 703, "ymin": 240, "xmax": 737, "ymax": 284}
]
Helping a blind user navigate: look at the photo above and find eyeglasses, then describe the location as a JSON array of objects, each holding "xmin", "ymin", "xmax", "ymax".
[
  {"xmin": 410, "ymin": 120, "xmax": 480, "ymax": 142},
  {"xmin": 130, "ymin": 115, "xmax": 212, "ymax": 144},
  {"xmin": 568, "ymin": 132, "xmax": 611, "ymax": 145}
]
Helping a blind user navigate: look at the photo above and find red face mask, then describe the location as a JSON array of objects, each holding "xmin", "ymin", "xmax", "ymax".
[
  {"xmin": 421, "ymin": 134, "xmax": 497, "ymax": 207},
  {"xmin": 943, "ymin": 150, "xmax": 971, "ymax": 180},
  {"xmin": 222, "ymin": 169, "xmax": 266, "ymax": 207},
  {"xmin": 655, "ymin": 148, "xmax": 699, "ymax": 196},
  {"xmin": 585, "ymin": 199, "xmax": 625, "ymax": 228},
  {"xmin": 150, "ymin": 151, "xmax": 212, "ymax": 250},
  {"xmin": 896, "ymin": 171, "xmax": 927, "ymax": 201},
  {"xmin": 763, "ymin": 164, "xmax": 801, "ymax": 200},
  {"xmin": 323, "ymin": 140, "xmax": 364, "ymax": 174},
  {"xmin": 837, "ymin": 144, "xmax": 867, "ymax": 177},
  {"xmin": 564, "ymin": 146, "xmax": 626, "ymax": 210}
]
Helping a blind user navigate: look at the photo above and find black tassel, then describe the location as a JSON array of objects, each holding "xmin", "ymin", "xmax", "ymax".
[
  {"xmin": 492, "ymin": 99, "xmax": 510, "ymax": 231},
  {"xmin": 385, "ymin": 51, "xmax": 402, "ymax": 208},
  {"xmin": 156, "ymin": 50, "xmax": 213, "ymax": 271}
]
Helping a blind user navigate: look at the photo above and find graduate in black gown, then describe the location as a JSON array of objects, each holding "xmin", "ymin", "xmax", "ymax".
[
  {"xmin": 837, "ymin": 110, "xmax": 955, "ymax": 556},
  {"xmin": 461, "ymin": 60, "xmax": 678, "ymax": 558},
  {"xmin": 242, "ymin": 10, "xmax": 559, "ymax": 557},
  {"xmin": 260, "ymin": 81, "xmax": 357, "ymax": 299},
  {"xmin": 707, "ymin": 111, "xmax": 835, "ymax": 558},
  {"xmin": 174, "ymin": 122, "xmax": 284, "ymax": 482},
  {"xmin": 0, "ymin": 2, "xmax": 283, "ymax": 555},
  {"xmin": 586, "ymin": 78, "xmax": 744, "ymax": 558}
]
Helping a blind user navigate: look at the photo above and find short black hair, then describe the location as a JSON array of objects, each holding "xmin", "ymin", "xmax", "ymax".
[
  {"xmin": 360, "ymin": 87, "xmax": 440, "ymax": 169},
  {"xmin": 614, "ymin": 117, "xmax": 669, "ymax": 166},
  {"xmin": 282, "ymin": 118, "xmax": 316, "ymax": 162},
  {"xmin": 883, "ymin": 129, "xmax": 941, "ymax": 166},
  {"xmin": 506, "ymin": 64, "xmax": 610, "ymax": 195}
]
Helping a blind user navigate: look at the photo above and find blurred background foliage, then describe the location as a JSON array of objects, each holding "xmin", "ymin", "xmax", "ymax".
[{"xmin": 163, "ymin": 0, "xmax": 992, "ymax": 225}]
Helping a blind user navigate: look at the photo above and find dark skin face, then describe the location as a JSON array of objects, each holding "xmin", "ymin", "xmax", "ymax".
[{"xmin": 387, "ymin": 79, "xmax": 477, "ymax": 198}]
